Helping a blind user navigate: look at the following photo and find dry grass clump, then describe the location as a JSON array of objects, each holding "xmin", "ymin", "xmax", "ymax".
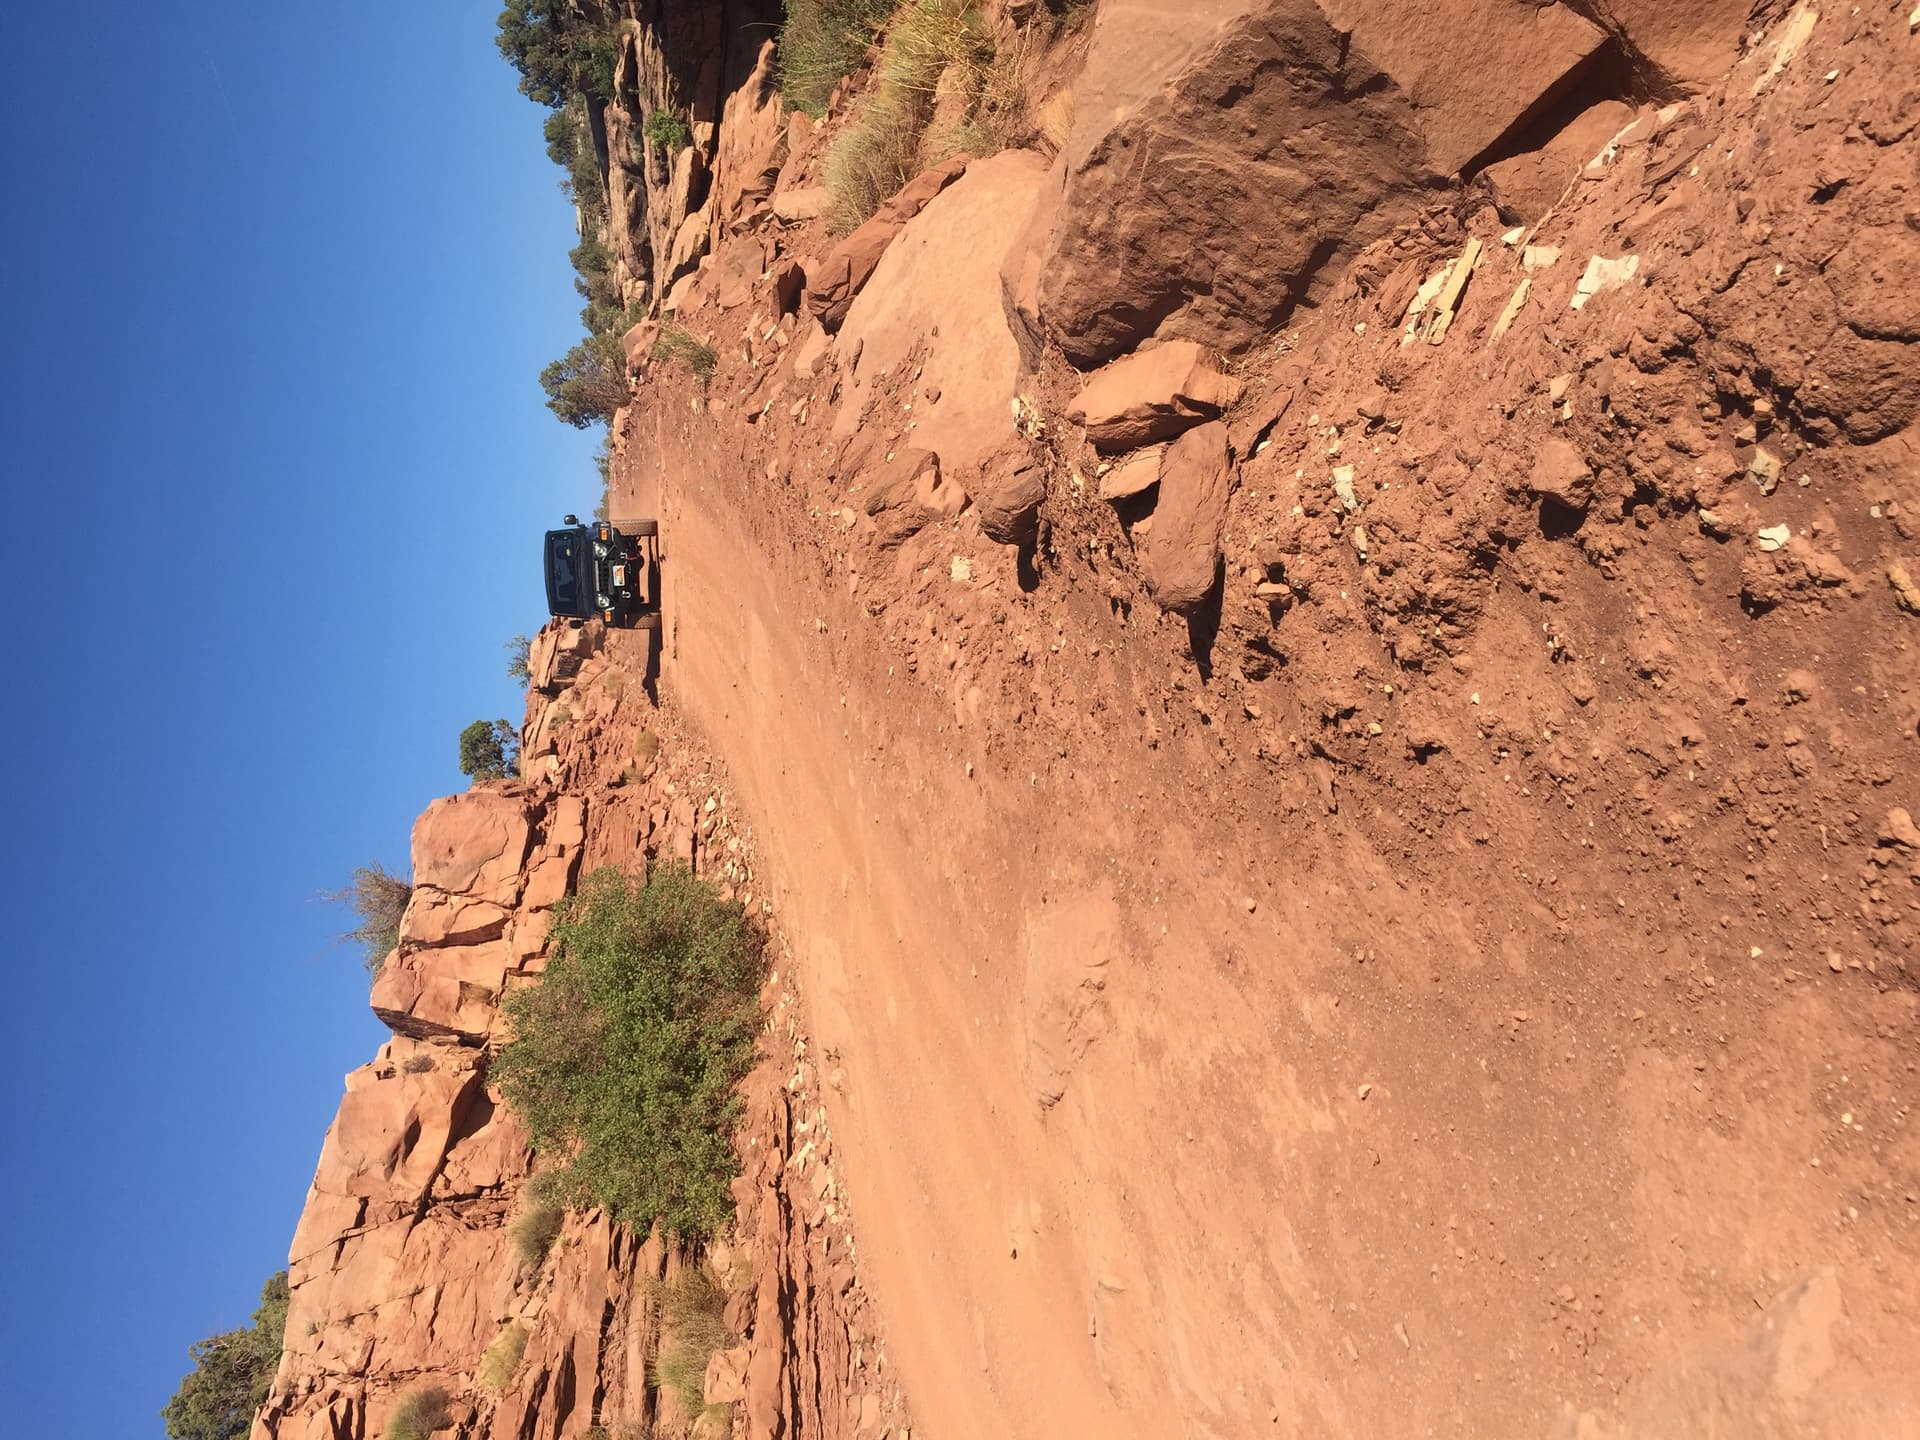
[
  {"xmin": 652, "ymin": 323, "xmax": 718, "ymax": 381},
  {"xmin": 779, "ymin": 0, "xmax": 895, "ymax": 115},
  {"xmin": 823, "ymin": 0, "xmax": 1012, "ymax": 232},
  {"xmin": 649, "ymin": 1265, "xmax": 734, "ymax": 1420},
  {"xmin": 383, "ymin": 1386, "xmax": 450, "ymax": 1440},
  {"xmin": 509, "ymin": 1194, "xmax": 566, "ymax": 1267},
  {"xmin": 479, "ymin": 1322, "xmax": 529, "ymax": 1391}
]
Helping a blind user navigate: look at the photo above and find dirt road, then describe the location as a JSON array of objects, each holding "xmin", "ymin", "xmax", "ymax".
[{"xmin": 616, "ymin": 398, "xmax": 1918, "ymax": 1439}]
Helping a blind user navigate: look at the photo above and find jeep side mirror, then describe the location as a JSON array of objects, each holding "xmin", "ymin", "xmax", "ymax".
[{"xmin": 563, "ymin": 513, "xmax": 579, "ymax": 525}]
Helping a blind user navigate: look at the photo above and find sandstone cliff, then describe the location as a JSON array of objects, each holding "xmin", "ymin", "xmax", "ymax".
[{"xmin": 256, "ymin": 624, "xmax": 907, "ymax": 1440}]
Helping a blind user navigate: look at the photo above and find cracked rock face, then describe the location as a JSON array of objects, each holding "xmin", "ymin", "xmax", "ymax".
[{"xmin": 1028, "ymin": 0, "xmax": 1614, "ymax": 365}]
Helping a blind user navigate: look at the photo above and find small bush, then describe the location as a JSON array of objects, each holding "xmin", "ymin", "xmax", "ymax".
[
  {"xmin": 459, "ymin": 719, "xmax": 520, "ymax": 781},
  {"xmin": 325, "ymin": 862, "xmax": 414, "ymax": 975},
  {"xmin": 509, "ymin": 1194, "xmax": 566, "ymax": 1266},
  {"xmin": 491, "ymin": 865, "xmax": 766, "ymax": 1239},
  {"xmin": 778, "ymin": 0, "xmax": 895, "ymax": 115},
  {"xmin": 401, "ymin": 1052, "xmax": 436, "ymax": 1074},
  {"xmin": 383, "ymin": 1386, "xmax": 450, "ymax": 1440},
  {"xmin": 822, "ymin": 0, "xmax": 993, "ymax": 232},
  {"xmin": 650, "ymin": 1267, "xmax": 733, "ymax": 1420},
  {"xmin": 651, "ymin": 324, "xmax": 718, "ymax": 382},
  {"xmin": 643, "ymin": 110, "xmax": 692, "ymax": 151},
  {"xmin": 541, "ymin": 332, "xmax": 631, "ymax": 428},
  {"xmin": 506, "ymin": 634, "xmax": 533, "ymax": 687},
  {"xmin": 479, "ymin": 1322, "xmax": 529, "ymax": 1391},
  {"xmin": 162, "ymin": 1273, "xmax": 289, "ymax": 1440}
]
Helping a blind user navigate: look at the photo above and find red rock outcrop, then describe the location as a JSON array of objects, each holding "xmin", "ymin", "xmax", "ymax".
[
  {"xmin": 805, "ymin": 154, "xmax": 970, "ymax": 330},
  {"xmin": 1065, "ymin": 340, "xmax": 1243, "ymax": 452},
  {"xmin": 256, "ymin": 623, "xmax": 907, "ymax": 1440}
]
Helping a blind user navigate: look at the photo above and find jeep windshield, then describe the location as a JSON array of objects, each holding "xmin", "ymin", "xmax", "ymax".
[{"xmin": 544, "ymin": 529, "xmax": 590, "ymax": 617}]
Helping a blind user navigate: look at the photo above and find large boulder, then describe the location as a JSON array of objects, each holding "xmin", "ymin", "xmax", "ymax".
[
  {"xmin": 410, "ymin": 792, "xmax": 533, "ymax": 906},
  {"xmin": 1482, "ymin": 98, "xmax": 1636, "ymax": 223},
  {"xmin": 806, "ymin": 154, "xmax": 970, "ymax": 330},
  {"xmin": 1066, "ymin": 341, "xmax": 1242, "ymax": 452},
  {"xmin": 370, "ymin": 939, "xmax": 512, "ymax": 1041},
  {"xmin": 1577, "ymin": 0, "xmax": 1759, "ymax": 92},
  {"xmin": 834, "ymin": 150, "xmax": 1050, "ymax": 475},
  {"xmin": 975, "ymin": 456, "xmax": 1047, "ymax": 546},
  {"xmin": 1142, "ymin": 422, "xmax": 1234, "ymax": 613},
  {"xmin": 1022, "ymin": 0, "xmax": 1609, "ymax": 365}
]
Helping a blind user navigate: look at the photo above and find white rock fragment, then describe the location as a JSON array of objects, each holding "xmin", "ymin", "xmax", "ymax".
[
  {"xmin": 1570, "ymin": 254, "xmax": 1641, "ymax": 310},
  {"xmin": 1332, "ymin": 465, "xmax": 1360, "ymax": 512},
  {"xmin": 1756, "ymin": 524, "xmax": 1792, "ymax": 552}
]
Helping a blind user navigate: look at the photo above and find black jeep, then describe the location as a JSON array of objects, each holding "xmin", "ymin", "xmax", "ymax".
[{"xmin": 544, "ymin": 514, "xmax": 660, "ymax": 629}]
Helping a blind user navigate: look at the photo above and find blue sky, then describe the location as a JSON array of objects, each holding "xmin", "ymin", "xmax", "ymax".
[{"xmin": 0, "ymin": 4, "xmax": 597, "ymax": 1434}]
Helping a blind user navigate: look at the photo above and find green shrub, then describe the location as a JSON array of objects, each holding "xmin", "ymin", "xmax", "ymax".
[
  {"xmin": 325, "ymin": 862, "xmax": 414, "ymax": 975},
  {"xmin": 458, "ymin": 719, "xmax": 520, "ymax": 781},
  {"xmin": 541, "ymin": 332, "xmax": 630, "ymax": 427},
  {"xmin": 650, "ymin": 1266, "xmax": 733, "ymax": 1421},
  {"xmin": 506, "ymin": 634, "xmax": 533, "ymax": 687},
  {"xmin": 778, "ymin": 0, "xmax": 895, "ymax": 115},
  {"xmin": 162, "ymin": 1272, "xmax": 290, "ymax": 1440},
  {"xmin": 383, "ymin": 1386, "xmax": 450, "ymax": 1440},
  {"xmin": 497, "ymin": 2, "xmax": 620, "ymax": 106},
  {"xmin": 643, "ymin": 110, "xmax": 692, "ymax": 151},
  {"xmin": 545, "ymin": 103, "xmax": 606, "ymax": 216},
  {"xmin": 822, "ymin": 0, "xmax": 993, "ymax": 232},
  {"xmin": 509, "ymin": 1193, "xmax": 567, "ymax": 1266},
  {"xmin": 651, "ymin": 324, "xmax": 718, "ymax": 382},
  {"xmin": 479, "ymin": 1322, "xmax": 529, "ymax": 1391},
  {"xmin": 491, "ymin": 865, "xmax": 766, "ymax": 1239}
]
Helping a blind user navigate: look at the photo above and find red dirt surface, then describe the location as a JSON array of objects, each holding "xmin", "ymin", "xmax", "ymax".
[{"xmin": 606, "ymin": 9, "xmax": 1920, "ymax": 1435}]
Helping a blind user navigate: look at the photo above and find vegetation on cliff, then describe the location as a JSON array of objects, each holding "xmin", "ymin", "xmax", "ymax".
[
  {"xmin": 495, "ymin": 0, "xmax": 620, "ymax": 107},
  {"xmin": 326, "ymin": 862, "xmax": 414, "ymax": 974},
  {"xmin": 539, "ymin": 331, "xmax": 632, "ymax": 428},
  {"xmin": 458, "ymin": 718, "xmax": 521, "ymax": 780},
  {"xmin": 161, "ymin": 1271, "xmax": 289, "ymax": 1440},
  {"xmin": 778, "ymin": 0, "xmax": 894, "ymax": 115},
  {"xmin": 492, "ymin": 864, "xmax": 766, "ymax": 1238}
]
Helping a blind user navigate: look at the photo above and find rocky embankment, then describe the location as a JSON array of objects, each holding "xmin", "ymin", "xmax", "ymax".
[
  {"xmin": 254, "ymin": 624, "xmax": 908, "ymax": 1440},
  {"xmin": 257, "ymin": 1, "xmax": 1917, "ymax": 1437}
]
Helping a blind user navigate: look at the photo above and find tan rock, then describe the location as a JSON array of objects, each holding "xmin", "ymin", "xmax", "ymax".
[
  {"xmin": 705, "ymin": 1345, "xmax": 751, "ymax": 1404},
  {"xmin": 370, "ymin": 939, "xmax": 511, "ymax": 1041},
  {"xmin": 1100, "ymin": 445, "xmax": 1166, "ymax": 502},
  {"xmin": 522, "ymin": 850, "xmax": 579, "ymax": 913},
  {"xmin": 411, "ymin": 792, "xmax": 533, "ymax": 905},
  {"xmin": 1527, "ymin": 439, "xmax": 1596, "ymax": 510},
  {"xmin": 710, "ymin": 40, "xmax": 786, "ymax": 224},
  {"xmin": 792, "ymin": 321, "xmax": 832, "ymax": 380},
  {"xmin": 669, "ymin": 205, "xmax": 712, "ymax": 282},
  {"xmin": 1066, "ymin": 341, "xmax": 1241, "ymax": 452},
  {"xmin": 1142, "ymin": 422, "xmax": 1233, "ymax": 613},
  {"xmin": 402, "ymin": 890, "xmax": 512, "ymax": 947},
  {"xmin": 835, "ymin": 150, "xmax": 1049, "ymax": 474},
  {"xmin": 975, "ymin": 458, "xmax": 1046, "ymax": 547},
  {"xmin": 1482, "ymin": 99, "xmax": 1636, "ymax": 223},
  {"xmin": 713, "ymin": 238, "xmax": 767, "ymax": 310},
  {"xmin": 806, "ymin": 155, "xmax": 970, "ymax": 331},
  {"xmin": 772, "ymin": 185, "xmax": 830, "ymax": 222}
]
